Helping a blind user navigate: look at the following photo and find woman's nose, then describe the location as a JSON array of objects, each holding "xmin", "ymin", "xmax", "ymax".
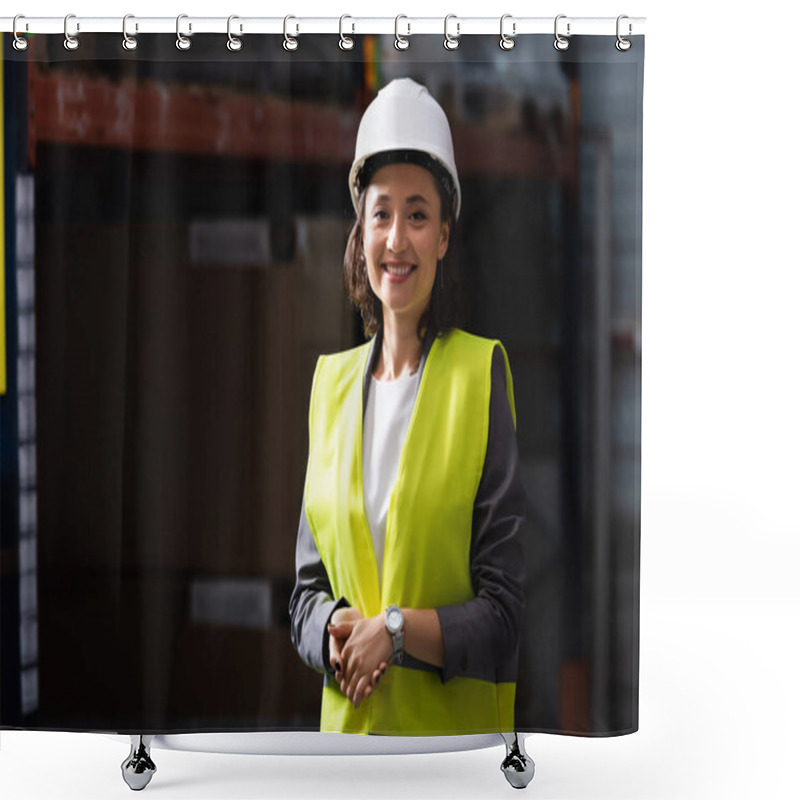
[{"xmin": 387, "ymin": 215, "xmax": 407, "ymax": 252}]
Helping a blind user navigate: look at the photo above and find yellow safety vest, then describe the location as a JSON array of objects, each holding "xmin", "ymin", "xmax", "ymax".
[{"xmin": 304, "ymin": 328, "xmax": 517, "ymax": 735}]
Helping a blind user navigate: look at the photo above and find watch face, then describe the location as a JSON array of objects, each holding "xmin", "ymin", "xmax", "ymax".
[{"xmin": 387, "ymin": 608, "xmax": 402, "ymax": 633}]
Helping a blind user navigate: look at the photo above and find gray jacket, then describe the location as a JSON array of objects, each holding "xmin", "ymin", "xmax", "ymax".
[{"xmin": 288, "ymin": 329, "xmax": 526, "ymax": 685}]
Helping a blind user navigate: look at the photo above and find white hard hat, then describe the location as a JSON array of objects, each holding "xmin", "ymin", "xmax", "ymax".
[{"xmin": 348, "ymin": 78, "xmax": 461, "ymax": 220}]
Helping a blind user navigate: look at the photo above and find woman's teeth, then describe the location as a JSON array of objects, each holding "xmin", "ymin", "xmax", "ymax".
[{"xmin": 385, "ymin": 265, "xmax": 414, "ymax": 275}]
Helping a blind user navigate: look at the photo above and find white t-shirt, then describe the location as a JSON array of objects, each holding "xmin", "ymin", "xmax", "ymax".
[{"xmin": 362, "ymin": 370, "xmax": 419, "ymax": 584}]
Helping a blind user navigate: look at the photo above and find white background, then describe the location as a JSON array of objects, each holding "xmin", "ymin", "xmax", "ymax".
[{"xmin": 2, "ymin": 1, "xmax": 799, "ymax": 798}]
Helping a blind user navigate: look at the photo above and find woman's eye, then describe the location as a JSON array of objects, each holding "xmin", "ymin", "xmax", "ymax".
[{"xmin": 371, "ymin": 209, "xmax": 426, "ymax": 221}]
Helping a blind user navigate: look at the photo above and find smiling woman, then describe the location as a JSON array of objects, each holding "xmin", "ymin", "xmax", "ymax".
[
  {"xmin": 344, "ymin": 151, "xmax": 462, "ymax": 348},
  {"xmin": 288, "ymin": 78, "xmax": 527, "ymax": 738},
  {"xmin": 363, "ymin": 162, "xmax": 451, "ymax": 378}
]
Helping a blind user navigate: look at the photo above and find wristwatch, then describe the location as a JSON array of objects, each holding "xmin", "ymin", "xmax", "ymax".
[{"xmin": 384, "ymin": 604, "xmax": 405, "ymax": 664}]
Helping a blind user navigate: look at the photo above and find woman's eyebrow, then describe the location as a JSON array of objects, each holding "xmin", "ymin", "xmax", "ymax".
[{"xmin": 373, "ymin": 193, "xmax": 430, "ymax": 205}]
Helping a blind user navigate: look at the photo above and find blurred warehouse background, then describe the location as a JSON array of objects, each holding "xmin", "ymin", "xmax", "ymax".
[{"xmin": 0, "ymin": 32, "xmax": 641, "ymax": 735}]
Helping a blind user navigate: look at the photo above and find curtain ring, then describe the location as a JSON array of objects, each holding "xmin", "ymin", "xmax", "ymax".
[
  {"xmin": 176, "ymin": 14, "xmax": 191, "ymax": 50},
  {"xmin": 444, "ymin": 14, "xmax": 460, "ymax": 50},
  {"xmin": 227, "ymin": 15, "xmax": 242, "ymax": 51},
  {"xmin": 499, "ymin": 14, "xmax": 515, "ymax": 50},
  {"xmin": 394, "ymin": 15, "xmax": 410, "ymax": 51},
  {"xmin": 554, "ymin": 14, "xmax": 570, "ymax": 51},
  {"xmin": 283, "ymin": 15, "xmax": 299, "ymax": 51},
  {"xmin": 616, "ymin": 14, "xmax": 632, "ymax": 51},
  {"xmin": 12, "ymin": 15, "xmax": 28, "ymax": 51},
  {"xmin": 64, "ymin": 13, "xmax": 80, "ymax": 51},
  {"xmin": 122, "ymin": 14, "xmax": 138, "ymax": 51},
  {"xmin": 339, "ymin": 14, "xmax": 355, "ymax": 50}
]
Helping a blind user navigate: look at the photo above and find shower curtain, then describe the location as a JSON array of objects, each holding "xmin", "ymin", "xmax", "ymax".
[{"xmin": 0, "ymin": 29, "xmax": 643, "ymax": 737}]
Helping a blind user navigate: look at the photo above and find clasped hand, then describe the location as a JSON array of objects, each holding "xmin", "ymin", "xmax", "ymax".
[{"xmin": 328, "ymin": 607, "xmax": 392, "ymax": 708}]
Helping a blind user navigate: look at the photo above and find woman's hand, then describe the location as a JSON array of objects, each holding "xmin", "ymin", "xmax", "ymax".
[
  {"xmin": 332, "ymin": 614, "xmax": 393, "ymax": 708},
  {"xmin": 329, "ymin": 607, "xmax": 387, "ymax": 696},
  {"xmin": 328, "ymin": 606, "xmax": 364, "ymax": 679}
]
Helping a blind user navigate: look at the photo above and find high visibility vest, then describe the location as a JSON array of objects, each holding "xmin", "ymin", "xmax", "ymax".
[{"xmin": 304, "ymin": 328, "xmax": 517, "ymax": 735}]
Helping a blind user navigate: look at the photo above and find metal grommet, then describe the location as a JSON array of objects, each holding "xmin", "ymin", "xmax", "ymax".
[
  {"xmin": 616, "ymin": 14, "xmax": 632, "ymax": 51},
  {"xmin": 227, "ymin": 15, "xmax": 242, "ymax": 51},
  {"xmin": 499, "ymin": 14, "xmax": 515, "ymax": 50},
  {"xmin": 176, "ymin": 14, "xmax": 192, "ymax": 50},
  {"xmin": 444, "ymin": 14, "xmax": 460, "ymax": 50},
  {"xmin": 394, "ymin": 15, "xmax": 410, "ymax": 51},
  {"xmin": 12, "ymin": 15, "xmax": 28, "ymax": 51},
  {"xmin": 283, "ymin": 15, "xmax": 298, "ymax": 51},
  {"xmin": 339, "ymin": 14, "xmax": 355, "ymax": 50},
  {"xmin": 122, "ymin": 14, "xmax": 138, "ymax": 51},
  {"xmin": 63, "ymin": 13, "xmax": 80, "ymax": 51},
  {"xmin": 554, "ymin": 14, "xmax": 570, "ymax": 51}
]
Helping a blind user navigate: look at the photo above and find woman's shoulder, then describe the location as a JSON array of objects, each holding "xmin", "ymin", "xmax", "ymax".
[
  {"xmin": 309, "ymin": 340, "xmax": 372, "ymax": 406},
  {"xmin": 437, "ymin": 329, "xmax": 512, "ymax": 388},
  {"xmin": 314, "ymin": 340, "xmax": 372, "ymax": 376},
  {"xmin": 438, "ymin": 327, "xmax": 506, "ymax": 357}
]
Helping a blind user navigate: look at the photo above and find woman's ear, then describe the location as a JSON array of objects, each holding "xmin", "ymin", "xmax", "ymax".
[{"xmin": 438, "ymin": 221, "xmax": 451, "ymax": 259}]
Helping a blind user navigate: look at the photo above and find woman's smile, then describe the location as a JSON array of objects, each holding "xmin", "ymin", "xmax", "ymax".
[{"xmin": 382, "ymin": 262, "xmax": 417, "ymax": 282}]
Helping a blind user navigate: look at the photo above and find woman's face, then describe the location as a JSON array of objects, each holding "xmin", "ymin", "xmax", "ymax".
[{"xmin": 362, "ymin": 162, "xmax": 450, "ymax": 329}]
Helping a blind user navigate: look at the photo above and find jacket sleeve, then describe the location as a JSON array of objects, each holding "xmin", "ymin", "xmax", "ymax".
[
  {"xmin": 288, "ymin": 491, "xmax": 350, "ymax": 676},
  {"xmin": 434, "ymin": 344, "xmax": 527, "ymax": 684}
]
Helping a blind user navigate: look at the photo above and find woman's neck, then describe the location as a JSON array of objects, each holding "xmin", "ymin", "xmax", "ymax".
[{"xmin": 374, "ymin": 314, "xmax": 425, "ymax": 381}]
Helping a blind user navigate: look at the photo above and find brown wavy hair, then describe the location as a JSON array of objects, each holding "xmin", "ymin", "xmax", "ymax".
[{"xmin": 343, "ymin": 157, "xmax": 462, "ymax": 342}]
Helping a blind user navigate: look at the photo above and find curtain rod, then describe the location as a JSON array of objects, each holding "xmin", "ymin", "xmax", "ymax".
[{"xmin": 1, "ymin": 16, "xmax": 646, "ymax": 37}]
